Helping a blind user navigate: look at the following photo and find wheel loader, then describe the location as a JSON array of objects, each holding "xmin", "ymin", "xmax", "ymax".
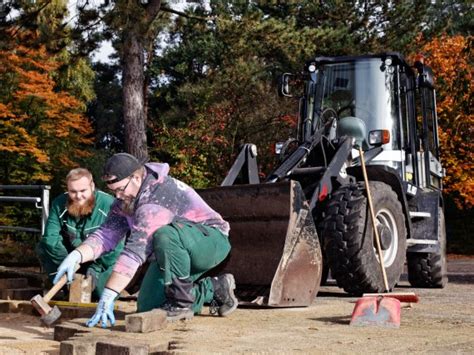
[{"xmin": 199, "ymin": 52, "xmax": 447, "ymax": 307}]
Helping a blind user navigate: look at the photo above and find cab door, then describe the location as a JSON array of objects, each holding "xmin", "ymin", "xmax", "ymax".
[{"xmin": 419, "ymin": 66, "xmax": 443, "ymax": 190}]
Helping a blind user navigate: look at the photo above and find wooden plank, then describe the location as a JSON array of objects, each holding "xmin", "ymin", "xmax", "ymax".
[{"xmin": 69, "ymin": 274, "xmax": 92, "ymax": 303}]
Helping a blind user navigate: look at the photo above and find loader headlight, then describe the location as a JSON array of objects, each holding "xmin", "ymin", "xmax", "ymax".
[
  {"xmin": 249, "ymin": 144, "xmax": 257, "ymax": 157},
  {"xmin": 275, "ymin": 142, "xmax": 284, "ymax": 154},
  {"xmin": 369, "ymin": 129, "xmax": 390, "ymax": 146}
]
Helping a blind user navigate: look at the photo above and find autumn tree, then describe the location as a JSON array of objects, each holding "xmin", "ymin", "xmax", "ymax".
[
  {"xmin": 0, "ymin": 29, "xmax": 94, "ymax": 186},
  {"xmin": 416, "ymin": 34, "xmax": 473, "ymax": 209}
]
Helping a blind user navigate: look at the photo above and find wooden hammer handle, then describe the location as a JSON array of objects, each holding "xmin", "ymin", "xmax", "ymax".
[
  {"xmin": 44, "ymin": 264, "xmax": 80, "ymax": 303},
  {"xmin": 43, "ymin": 273, "xmax": 69, "ymax": 303}
]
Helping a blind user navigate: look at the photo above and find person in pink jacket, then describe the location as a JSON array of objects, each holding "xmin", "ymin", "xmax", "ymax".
[{"xmin": 53, "ymin": 153, "xmax": 237, "ymax": 327}]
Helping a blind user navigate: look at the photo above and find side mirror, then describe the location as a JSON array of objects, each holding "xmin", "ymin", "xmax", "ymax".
[{"xmin": 279, "ymin": 73, "xmax": 294, "ymax": 97}]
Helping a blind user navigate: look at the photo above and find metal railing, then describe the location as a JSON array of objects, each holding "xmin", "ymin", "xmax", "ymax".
[{"xmin": 0, "ymin": 185, "xmax": 50, "ymax": 235}]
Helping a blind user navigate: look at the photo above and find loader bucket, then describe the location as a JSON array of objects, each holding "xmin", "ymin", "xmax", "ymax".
[{"xmin": 199, "ymin": 181, "xmax": 323, "ymax": 307}]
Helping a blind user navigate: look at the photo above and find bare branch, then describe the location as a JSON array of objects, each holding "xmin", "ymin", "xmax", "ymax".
[{"xmin": 160, "ymin": 4, "xmax": 212, "ymax": 22}]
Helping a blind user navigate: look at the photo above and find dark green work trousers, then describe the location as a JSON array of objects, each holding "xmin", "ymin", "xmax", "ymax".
[{"xmin": 137, "ymin": 221, "xmax": 231, "ymax": 314}]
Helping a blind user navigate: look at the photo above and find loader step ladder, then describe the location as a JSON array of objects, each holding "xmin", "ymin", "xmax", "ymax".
[
  {"xmin": 409, "ymin": 211, "xmax": 431, "ymax": 219},
  {"xmin": 406, "ymin": 239, "xmax": 438, "ymax": 246}
]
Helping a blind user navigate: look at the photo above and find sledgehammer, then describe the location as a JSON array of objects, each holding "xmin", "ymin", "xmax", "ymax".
[{"xmin": 30, "ymin": 271, "xmax": 71, "ymax": 326}]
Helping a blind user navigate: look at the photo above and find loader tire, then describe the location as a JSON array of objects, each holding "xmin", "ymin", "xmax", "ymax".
[
  {"xmin": 320, "ymin": 256, "xmax": 330, "ymax": 286},
  {"xmin": 321, "ymin": 181, "xmax": 406, "ymax": 296},
  {"xmin": 407, "ymin": 209, "xmax": 448, "ymax": 288}
]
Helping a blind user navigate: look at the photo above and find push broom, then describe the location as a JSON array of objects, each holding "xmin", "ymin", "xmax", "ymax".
[{"xmin": 350, "ymin": 147, "xmax": 419, "ymax": 328}]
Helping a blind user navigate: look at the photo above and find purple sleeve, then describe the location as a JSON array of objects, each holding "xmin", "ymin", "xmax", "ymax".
[
  {"xmin": 83, "ymin": 202, "xmax": 129, "ymax": 258},
  {"xmin": 112, "ymin": 203, "xmax": 175, "ymax": 277}
]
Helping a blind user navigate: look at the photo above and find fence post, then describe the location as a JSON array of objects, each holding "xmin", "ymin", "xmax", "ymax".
[{"xmin": 41, "ymin": 186, "xmax": 50, "ymax": 235}]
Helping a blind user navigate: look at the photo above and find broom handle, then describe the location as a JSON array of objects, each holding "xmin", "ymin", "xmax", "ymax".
[{"xmin": 359, "ymin": 147, "xmax": 390, "ymax": 292}]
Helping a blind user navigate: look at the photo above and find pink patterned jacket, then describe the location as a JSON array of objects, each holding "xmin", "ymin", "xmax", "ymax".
[{"xmin": 83, "ymin": 163, "xmax": 229, "ymax": 278}]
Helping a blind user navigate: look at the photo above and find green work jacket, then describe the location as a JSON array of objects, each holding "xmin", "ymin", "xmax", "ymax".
[{"xmin": 38, "ymin": 190, "xmax": 124, "ymax": 275}]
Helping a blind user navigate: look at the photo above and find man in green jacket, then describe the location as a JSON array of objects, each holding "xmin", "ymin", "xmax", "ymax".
[{"xmin": 36, "ymin": 168, "xmax": 124, "ymax": 299}]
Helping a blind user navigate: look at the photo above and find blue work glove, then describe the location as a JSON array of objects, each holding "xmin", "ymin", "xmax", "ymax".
[
  {"xmin": 53, "ymin": 250, "xmax": 82, "ymax": 284},
  {"xmin": 86, "ymin": 287, "xmax": 118, "ymax": 328}
]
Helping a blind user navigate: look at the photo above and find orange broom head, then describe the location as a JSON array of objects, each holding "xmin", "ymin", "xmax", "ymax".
[
  {"xmin": 362, "ymin": 292, "xmax": 419, "ymax": 303},
  {"xmin": 350, "ymin": 296, "xmax": 401, "ymax": 328}
]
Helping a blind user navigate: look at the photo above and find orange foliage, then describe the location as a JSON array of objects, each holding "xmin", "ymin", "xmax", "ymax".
[
  {"xmin": 0, "ymin": 29, "xmax": 93, "ymax": 183},
  {"xmin": 416, "ymin": 34, "xmax": 473, "ymax": 209}
]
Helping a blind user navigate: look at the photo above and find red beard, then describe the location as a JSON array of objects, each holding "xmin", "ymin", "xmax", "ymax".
[{"xmin": 67, "ymin": 194, "xmax": 96, "ymax": 218}]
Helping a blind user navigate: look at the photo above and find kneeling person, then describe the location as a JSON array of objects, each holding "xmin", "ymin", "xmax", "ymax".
[
  {"xmin": 53, "ymin": 153, "xmax": 237, "ymax": 327},
  {"xmin": 37, "ymin": 168, "xmax": 124, "ymax": 299}
]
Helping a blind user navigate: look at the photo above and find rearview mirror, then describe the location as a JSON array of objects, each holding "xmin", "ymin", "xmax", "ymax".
[{"xmin": 279, "ymin": 73, "xmax": 294, "ymax": 97}]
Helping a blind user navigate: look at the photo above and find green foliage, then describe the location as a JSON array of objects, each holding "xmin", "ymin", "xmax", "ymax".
[
  {"xmin": 54, "ymin": 55, "xmax": 96, "ymax": 106},
  {"xmin": 149, "ymin": 5, "xmax": 313, "ymax": 185},
  {"xmin": 424, "ymin": 1, "xmax": 473, "ymax": 38},
  {"xmin": 87, "ymin": 62, "xmax": 124, "ymax": 151},
  {"xmin": 148, "ymin": 1, "xmax": 443, "ymax": 186}
]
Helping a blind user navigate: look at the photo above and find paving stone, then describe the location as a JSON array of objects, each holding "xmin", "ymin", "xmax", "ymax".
[
  {"xmin": 147, "ymin": 340, "xmax": 170, "ymax": 353},
  {"xmin": 16, "ymin": 302, "xmax": 36, "ymax": 315},
  {"xmin": 0, "ymin": 278, "xmax": 28, "ymax": 289},
  {"xmin": 95, "ymin": 337, "xmax": 169, "ymax": 355},
  {"xmin": 59, "ymin": 306, "xmax": 96, "ymax": 320},
  {"xmin": 0, "ymin": 300, "xmax": 35, "ymax": 314},
  {"xmin": 125, "ymin": 309, "xmax": 167, "ymax": 333},
  {"xmin": 59, "ymin": 336, "xmax": 109, "ymax": 355},
  {"xmin": 96, "ymin": 339, "xmax": 150, "ymax": 355},
  {"xmin": 1, "ymin": 287, "xmax": 43, "ymax": 300},
  {"xmin": 53, "ymin": 306, "xmax": 129, "ymax": 321},
  {"xmin": 0, "ymin": 266, "xmax": 45, "ymax": 288},
  {"xmin": 54, "ymin": 322, "xmax": 94, "ymax": 342},
  {"xmin": 0, "ymin": 302, "xmax": 9, "ymax": 313}
]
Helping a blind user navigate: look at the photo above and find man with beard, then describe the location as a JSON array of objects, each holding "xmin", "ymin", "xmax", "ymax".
[
  {"xmin": 36, "ymin": 168, "xmax": 124, "ymax": 299},
  {"xmin": 52, "ymin": 153, "xmax": 237, "ymax": 327}
]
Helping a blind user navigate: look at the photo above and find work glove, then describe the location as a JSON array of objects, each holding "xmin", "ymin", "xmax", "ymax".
[
  {"xmin": 53, "ymin": 250, "xmax": 82, "ymax": 285},
  {"xmin": 86, "ymin": 287, "xmax": 118, "ymax": 328}
]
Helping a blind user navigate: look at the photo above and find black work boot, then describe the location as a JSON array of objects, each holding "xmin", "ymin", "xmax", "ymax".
[
  {"xmin": 161, "ymin": 278, "xmax": 195, "ymax": 321},
  {"xmin": 210, "ymin": 274, "xmax": 238, "ymax": 317},
  {"xmin": 160, "ymin": 300, "xmax": 194, "ymax": 322}
]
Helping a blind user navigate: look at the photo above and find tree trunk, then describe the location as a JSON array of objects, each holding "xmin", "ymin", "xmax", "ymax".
[
  {"xmin": 122, "ymin": 33, "xmax": 148, "ymax": 160},
  {"xmin": 121, "ymin": 0, "xmax": 162, "ymax": 160}
]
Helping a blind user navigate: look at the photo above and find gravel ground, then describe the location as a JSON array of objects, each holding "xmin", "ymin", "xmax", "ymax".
[{"xmin": 0, "ymin": 255, "xmax": 473, "ymax": 354}]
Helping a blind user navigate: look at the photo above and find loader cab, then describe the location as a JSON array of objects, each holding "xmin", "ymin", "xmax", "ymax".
[
  {"xmin": 308, "ymin": 55, "xmax": 403, "ymax": 169},
  {"xmin": 300, "ymin": 53, "xmax": 442, "ymax": 192}
]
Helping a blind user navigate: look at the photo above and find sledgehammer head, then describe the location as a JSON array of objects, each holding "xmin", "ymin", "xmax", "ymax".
[
  {"xmin": 30, "ymin": 294, "xmax": 62, "ymax": 326},
  {"xmin": 41, "ymin": 305, "xmax": 62, "ymax": 326}
]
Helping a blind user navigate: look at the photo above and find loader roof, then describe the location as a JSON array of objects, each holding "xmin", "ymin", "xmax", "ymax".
[{"xmin": 309, "ymin": 52, "xmax": 415, "ymax": 77}]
